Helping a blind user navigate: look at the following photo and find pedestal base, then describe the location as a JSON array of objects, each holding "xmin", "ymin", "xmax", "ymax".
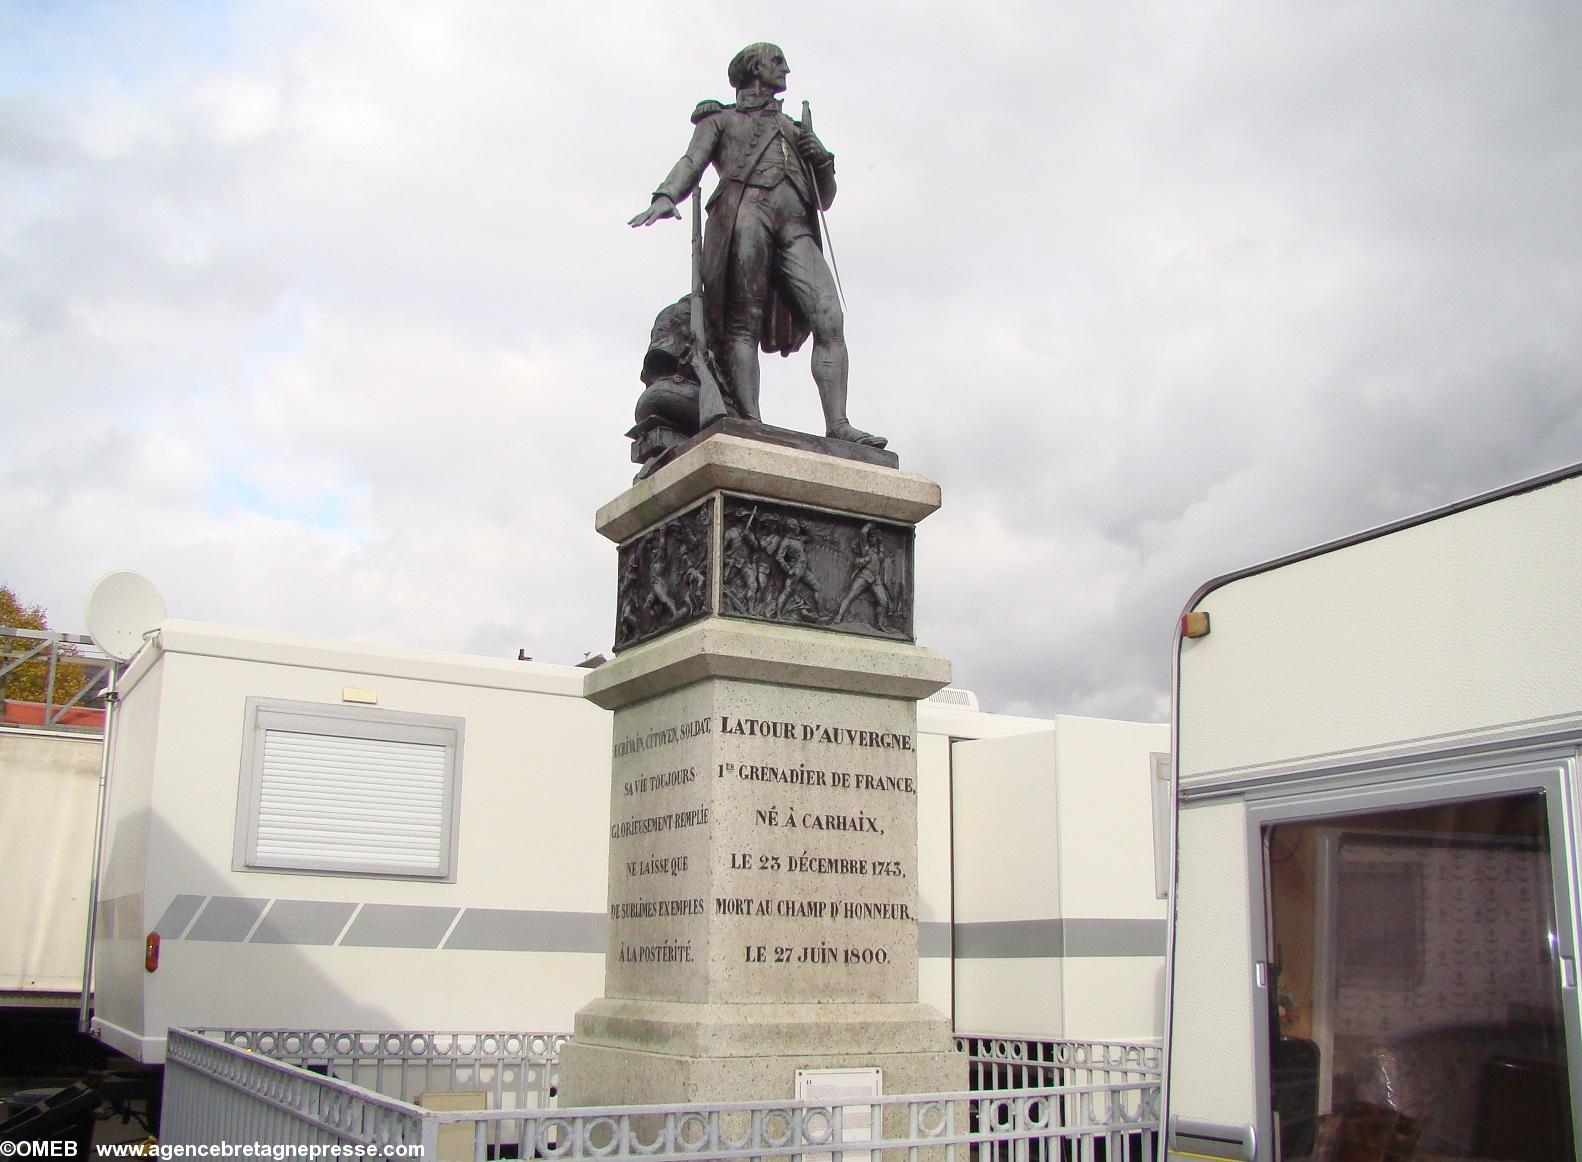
[
  {"xmin": 565, "ymin": 432, "xmax": 958, "ymax": 1111},
  {"xmin": 560, "ymin": 999, "xmax": 964, "ymax": 1107}
]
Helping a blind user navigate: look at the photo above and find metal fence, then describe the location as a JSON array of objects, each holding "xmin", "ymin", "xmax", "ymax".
[
  {"xmin": 406, "ymin": 1082, "xmax": 1158, "ymax": 1162},
  {"xmin": 164, "ymin": 1028, "xmax": 1161, "ymax": 1161},
  {"xmin": 954, "ymin": 1034, "xmax": 1161, "ymax": 1092},
  {"xmin": 164, "ymin": 1029, "xmax": 427, "ymax": 1153},
  {"xmin": 198, "ymin": 1028, "xmax": 567, "ymax": 1110}
]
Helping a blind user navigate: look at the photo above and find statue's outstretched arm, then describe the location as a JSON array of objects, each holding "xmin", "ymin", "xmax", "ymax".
[
  {"xmin": 629, "ymin": 118, "xmax": 720, "ymax": 227},
  {"xmin": 629, "ymin": 197, "xmax": 678, "ymax": 227}
]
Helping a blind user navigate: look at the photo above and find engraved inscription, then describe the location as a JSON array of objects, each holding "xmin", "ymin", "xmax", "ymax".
[
  {"xmin": 609, "ymin": 804, "xmax": 710, "ymax": 839},
  {"xmin": 709, "ymin": 704, "xmax": 920, "ymax": 997},
  {"xmin": 602, "ymin": 695, "xmax": 922, "ymax": 1005},
  {"xmin": 613, "ymin": 717, "xmax": 713, "ymax": 758},
  {"xmin": 603, "ymin": 706, "xmax": 716, "ymax": 1002}
]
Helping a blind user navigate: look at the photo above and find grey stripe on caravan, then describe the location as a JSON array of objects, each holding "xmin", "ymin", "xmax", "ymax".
[
  {"xmin": 918, "ymin": 921, "xmax": 951, "ymax": 958},
  {"xmin": 445, "ymin": 908, "xmax": 607, "ymax": 953},
  {"xmin": 93, "ymin": 892, "xmax": 142, "ymax": 941},
  {"xmin": 341, "ymin": 904, "xmax": 460, "ymax": 948},
  {"xmin": 252, "ymin": 900, "xmax": 359, "ymax": 946},
  {"xmin": 186, "ymin": 897, "xmax": 269, "ymax": 942},
  {"xmin": 1067, "ymin": 917, "xmax": 1167, "ymax": 956},
  {"xmin": 152, "ymin": 894, "xmax": 206, "ymax": 939},
  {"xmin": 952, "ymin": 918, "xmax": 1166, "ymax": 959},
  {"xmin": 168, "ymin": 899, "xmax": 596, "ymax": 950},
  {"xmin": 165, "ymin": 897, "xmax": 1161, "ymax": 958}
]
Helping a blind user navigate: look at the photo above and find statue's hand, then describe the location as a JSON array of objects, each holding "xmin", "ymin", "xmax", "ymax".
[
  {"xmin": 629, "ymin": 196, "xmax": 680, "ymax": 227},
  {"xmin": 796, "ymin": 130, "xmax": 833, "ymax": 169}
]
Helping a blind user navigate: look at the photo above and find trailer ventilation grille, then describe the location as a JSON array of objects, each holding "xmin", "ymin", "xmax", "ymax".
[{"xmin": 924, "ymin": 688, "xmax": 980, "ymax": 711}]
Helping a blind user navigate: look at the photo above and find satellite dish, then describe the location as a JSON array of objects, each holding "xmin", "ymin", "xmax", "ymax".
[{"xmin": 85, "ymin": 571, "xmax": 167, "ymax": 662}]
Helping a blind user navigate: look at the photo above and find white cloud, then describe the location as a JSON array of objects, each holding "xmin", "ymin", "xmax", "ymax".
[{"xmin": 3, "ymin": 0, "xmax": 1580, "ymax": 721}]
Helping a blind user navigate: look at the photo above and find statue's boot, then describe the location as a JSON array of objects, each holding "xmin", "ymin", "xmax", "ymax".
[{"xmin": 828, "ymin": 421, "xmax": 888, "ymax": 449}]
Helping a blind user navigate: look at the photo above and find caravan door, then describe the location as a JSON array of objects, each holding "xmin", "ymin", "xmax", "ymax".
[{"xmin": 1247, "ymin": 752, "xmax": 1580, "ymax": 1161}]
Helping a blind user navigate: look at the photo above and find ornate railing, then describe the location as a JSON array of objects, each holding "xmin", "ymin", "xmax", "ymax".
[
  {"xmin": 164, "ymin": 1028, "xmax": 426, "ymax": 1152},
  {"xmin": 418, "ymin": 1083, "xmax": 1158, "ymax": 1161},
  {"xmin": 163, "ymin": 1030, "xmax": 1164, "ymax": 1157},
  {"xmin": 200, "ymin": 1028, "xmax": 567, "ymax": 1109},
  {"xmin": 166, "ymin": 1029, "xmax": 1162, "ymax": 1161},
  {"xmin": 955, "ymin": 1034, "xmax": 1162, "ymax": 1092}
]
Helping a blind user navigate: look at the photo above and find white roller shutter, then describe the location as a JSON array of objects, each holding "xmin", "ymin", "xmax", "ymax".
[
  {"xmin": 238, "ymin": 699, "xmax": 463, "ymax": 879},
  {"xmin": 256, "ymin": 731, "xmax": 447, "ymax": 873}
]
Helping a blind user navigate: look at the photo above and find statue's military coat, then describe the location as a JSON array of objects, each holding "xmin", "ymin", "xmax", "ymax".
[{"xmin": 652, "ymin": 97, "xmax": 837, "ymax": 360}]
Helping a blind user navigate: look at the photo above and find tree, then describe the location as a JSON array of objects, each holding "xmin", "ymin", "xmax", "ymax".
[{"xmin": 1, "ymin": 585, "xmax": 90, "ymax": 705}]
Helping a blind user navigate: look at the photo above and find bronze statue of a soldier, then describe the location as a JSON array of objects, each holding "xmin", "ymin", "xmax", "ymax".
[{"xmin": 629, "ymin": 42, "xmax": 885, "ymax": 450}]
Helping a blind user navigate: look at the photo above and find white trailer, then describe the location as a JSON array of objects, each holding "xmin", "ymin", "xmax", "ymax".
[
  {"xmin": 0, "ymin": 729, "xmax": 103, "ymax": 1006},
  {"xmin": 89, "ymin": 620, "xmax": 616, "ymax": 1063},
  {"xmin": 949, "ymin": 716, "xmax": 1169, "ymax": 1041},
  {"xmin": 86, "ymin": 619, "xmax": 1168, "ymax": 1064},
  {"xmin": 0, "ymin": 630, "xmax": 113, "ymax": 1010},
  {"xmin": 1165, "ymin": 463, "xmax": 1582, "ymax": 1162}
]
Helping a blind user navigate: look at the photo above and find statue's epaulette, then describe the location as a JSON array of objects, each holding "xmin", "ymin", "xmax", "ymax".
[{"xmin": 691, "ymin": 98, "xmax": 731, "ymax": 124}]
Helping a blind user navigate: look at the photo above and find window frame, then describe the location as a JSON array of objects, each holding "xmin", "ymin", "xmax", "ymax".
[
  {"xmin": 1150, "ymin": 750, "xmax": 1172, "ymax": 899},
  {"xmin": 234, "ymin": 696, "xmax": 465, "ymax": 881},
  {"xmin": 1241, "ymin": 747, "xmax": 1581, "ymax": 1161}
]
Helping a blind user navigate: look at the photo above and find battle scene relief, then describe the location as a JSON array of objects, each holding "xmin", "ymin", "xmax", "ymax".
[
  {"xmin": 615, "ymin": 501, "xmax": 714, "ymax": 651},
  {"xmin": 720, "ymin": 496, "xmax": 913, "ymax": 642}
]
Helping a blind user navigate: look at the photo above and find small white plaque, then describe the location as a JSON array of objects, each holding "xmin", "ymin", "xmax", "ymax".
[{"xmin": 795, "ymin": 1067, "xmax": 882, "ymax": 1162}]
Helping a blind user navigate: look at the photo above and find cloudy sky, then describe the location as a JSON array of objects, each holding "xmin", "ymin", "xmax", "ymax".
[{"xmin": 3, "ymin": 1, "xmax": 1579, "ymax": 722}]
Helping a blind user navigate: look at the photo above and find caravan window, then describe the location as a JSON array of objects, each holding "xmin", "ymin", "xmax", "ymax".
[
  {"xmin": 1257, "ymin": 777, "xmax": 1577, "ymax": 1161},
  {"xmin": 235, "ymin": 698, "xmax": 464, "ymax": 880},
  {"xmin": 1150, "ymin": 751, "xmax": 1172, "ymax": 899}
]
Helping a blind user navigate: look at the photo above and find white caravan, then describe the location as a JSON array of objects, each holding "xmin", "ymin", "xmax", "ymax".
[
  {"xmin": 87, "ymin": 619, "xmax": 1167, "ymax": 1063},
  {"xmin": 1165, "ymin": 463, "xmax": 1582, "ymax": 1162}
]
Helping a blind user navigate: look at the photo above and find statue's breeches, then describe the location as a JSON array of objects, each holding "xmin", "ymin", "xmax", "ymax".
[{"xmin": 720, "ymin": 184, "xmax": 842, "ymax": 344}]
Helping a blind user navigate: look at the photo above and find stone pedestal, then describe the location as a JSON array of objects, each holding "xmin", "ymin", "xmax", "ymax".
[{"xmin": 559, "ymin": 432, "xmax": 965, "ymax": 1108}]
